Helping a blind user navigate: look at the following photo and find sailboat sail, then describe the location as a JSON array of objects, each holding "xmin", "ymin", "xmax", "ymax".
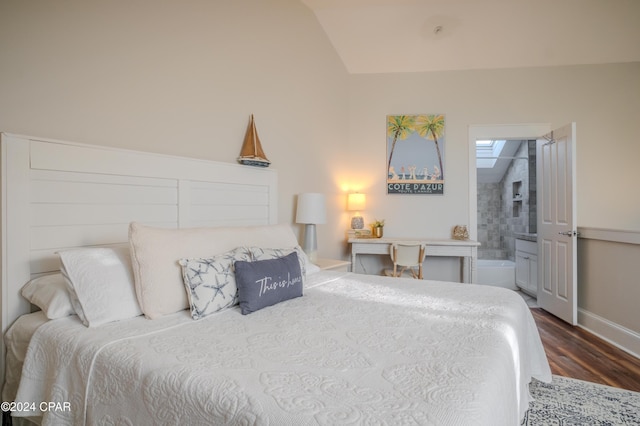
[{"xmin": 238, "ymin": 114, "xmax": 270, "ymax": 167}]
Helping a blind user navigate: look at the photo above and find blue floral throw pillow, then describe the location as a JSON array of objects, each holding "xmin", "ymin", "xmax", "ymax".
[
  {"xmin": 179, "ymin": 247, "xmax": 251, "ymax": 320},
  {"xmin": 234, "ymin": 252, "xmax": 303, "ymax": 315}
]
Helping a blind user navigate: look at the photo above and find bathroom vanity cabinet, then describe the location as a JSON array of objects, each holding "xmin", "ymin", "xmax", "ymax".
[{"xmin": 515, "ymin": 238, "xmax": 538, "ymax": 296}]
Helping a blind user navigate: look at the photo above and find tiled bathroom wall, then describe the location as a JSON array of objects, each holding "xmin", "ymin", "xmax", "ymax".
[{"xmin": 477, "ymin": 182, "xmax": 505, "ymax": 259}]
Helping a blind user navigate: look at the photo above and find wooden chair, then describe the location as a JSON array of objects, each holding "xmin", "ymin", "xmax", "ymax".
[{"xmin": 383, "ymin": 242, "xmax": 426, "ymax": 279}]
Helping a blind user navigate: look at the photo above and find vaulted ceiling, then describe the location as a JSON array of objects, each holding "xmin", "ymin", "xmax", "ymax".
[{"xmin": 300, "ymin": 0, "xmax": 640, "ymax": 74}]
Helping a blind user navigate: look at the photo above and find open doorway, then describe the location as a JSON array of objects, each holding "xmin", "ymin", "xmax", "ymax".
[
  {"xmin": 469, "ymin": 123, "xmax": 578, "ymax": 324},
  {"xmin": 476, "ymin": 139, "xmax": 538, "ymax": 307},
  {"xmin": 475, "ymin": 139, "xmax": 536, "ymax": 262},
  {"xmin": 468, "ymin": 124, "xmax": 551, "ymax": 306}
]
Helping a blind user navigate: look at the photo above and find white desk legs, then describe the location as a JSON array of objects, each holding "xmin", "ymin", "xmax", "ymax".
[
  {"xmin": 470, "ymin": 247, "xmax": 477, "ymax": 283},
  {"xmin": 461, "ymin": 246, "xmax": 478, "ymax": 283}
]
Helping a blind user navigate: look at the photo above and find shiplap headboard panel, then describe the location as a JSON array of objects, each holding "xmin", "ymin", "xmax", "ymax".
[{"xmin": 1, "ymin": 133, "xmax": 277, "ymax": 383}]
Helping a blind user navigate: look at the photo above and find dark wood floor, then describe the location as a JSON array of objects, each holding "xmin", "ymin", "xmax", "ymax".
[{"xmin": 531, "ymin": 308, "xmax": 640, "ymax": 392}]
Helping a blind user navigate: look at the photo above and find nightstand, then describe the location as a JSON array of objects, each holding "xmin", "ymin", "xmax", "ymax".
[{"xmin": 314, "ymin": 258, "xmax": 351, "ymax": 272}]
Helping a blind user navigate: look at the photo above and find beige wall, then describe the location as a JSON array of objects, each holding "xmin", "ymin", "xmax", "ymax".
[
  {"xmin": 3, "ymin": 3, "xmax": 638, "ymax": 261},
  {"xmin": 0, "ymin": 0, "xmax": 351, "ymax": 259},
  {"xmin": 579, "ymin": 238, "xmax": 640, "ymax": 331},
  {"xmin": 347, "ymin": 63, "xmax": 640, "ymax": 236},
  {"xmin": 578, "ymin": 236, "xmax": 640, "ymax": 356}
]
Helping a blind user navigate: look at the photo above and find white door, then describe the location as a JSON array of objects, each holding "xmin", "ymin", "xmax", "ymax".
[{"xmin": 536, "ymin": 123, "xmax": 577, "ymax": 324}]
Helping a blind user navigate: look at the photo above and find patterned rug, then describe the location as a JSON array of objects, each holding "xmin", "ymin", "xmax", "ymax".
[{"xmin": 524, "ymin": 375, "xmax": 640, "ymax": 425}]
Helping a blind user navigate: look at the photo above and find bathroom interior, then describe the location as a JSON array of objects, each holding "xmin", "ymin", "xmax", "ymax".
[{"xmin": 476, "ymin": 139, "xmax": 538, "ymax": 304}]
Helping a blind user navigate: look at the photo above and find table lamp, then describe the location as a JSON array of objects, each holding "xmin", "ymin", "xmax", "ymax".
[
  {"xmin": 295, "ymin": 193, "xmax": 326, "ymax": 262},
  {"xmin": 347, "ymin": 193, "xmax": 366, "ymax": 229}
]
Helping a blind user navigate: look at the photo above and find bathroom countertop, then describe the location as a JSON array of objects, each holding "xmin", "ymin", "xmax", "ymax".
[{"xmin": 515, "ymin": 233, "xmax": 537, "ymax": 242}]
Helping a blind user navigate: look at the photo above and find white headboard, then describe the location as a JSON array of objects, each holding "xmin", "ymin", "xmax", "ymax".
[{"xmin": 1, "ymin": 133, "xmax": 277, "ymax": 383}]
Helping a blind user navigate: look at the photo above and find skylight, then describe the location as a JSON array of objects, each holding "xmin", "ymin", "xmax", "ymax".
[{"xmin": 476, "ymin": 140, "xmax": 506, "ymax": 168}]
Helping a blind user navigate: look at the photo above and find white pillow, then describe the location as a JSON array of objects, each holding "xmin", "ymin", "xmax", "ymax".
[
  {"xmin": 21, "ymin": 273, "xmax": 75, "ymax": 319},
  {"xmin": 128, "ymin": 222, "xmax": 299, "ymax": 319},
  {"xmin": 58, "ymin": 245, "xmax": 142, "ymax": 327}
]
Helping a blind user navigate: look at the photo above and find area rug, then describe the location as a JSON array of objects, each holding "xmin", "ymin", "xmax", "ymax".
[{"xmin": 524, "ymin": 375, "xmax": 640, "ymax": 425}]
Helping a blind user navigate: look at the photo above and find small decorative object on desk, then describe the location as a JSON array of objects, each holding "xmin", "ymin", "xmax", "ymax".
[
  {"xmin": 452, "ymin": 225, "xmax": 469, "ymax": 240},
  {"xmin": 347, "ymin": 228, "xmax": 372, "ymax": 238},
  {"xmin": 371, "ymin": 219, "xmax": 385, "ymax": 238}
]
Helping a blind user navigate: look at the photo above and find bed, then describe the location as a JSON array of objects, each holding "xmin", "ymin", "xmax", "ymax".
[{"xmin": 1, "ymin": 133, "xmax": 551, "ymax": 425}]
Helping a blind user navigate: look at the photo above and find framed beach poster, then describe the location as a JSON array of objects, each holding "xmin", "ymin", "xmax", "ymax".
[{"xmin": 386, "ymin": 114, "xmax": 445, "ymax": 195}]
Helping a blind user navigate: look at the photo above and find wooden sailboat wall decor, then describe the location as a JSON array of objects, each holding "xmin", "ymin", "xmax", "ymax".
[{"xmin": 238, "ymin": 114, "xmax": 270, "ymax": 167}]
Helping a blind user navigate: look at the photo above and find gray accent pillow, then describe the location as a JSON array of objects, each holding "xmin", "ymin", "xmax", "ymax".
[{"xmin": 234, "ymin": 252, "xmax": 303, "ymax": 315}]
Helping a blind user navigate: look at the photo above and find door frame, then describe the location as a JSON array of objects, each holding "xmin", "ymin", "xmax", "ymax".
[{"xmin": 468, "ymin": 123, "xmax": 551, "ymax": 241}]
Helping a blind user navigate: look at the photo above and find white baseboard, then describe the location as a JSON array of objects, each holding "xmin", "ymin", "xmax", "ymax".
[{"xmin": 578, "ymin": 308, "xmax": 640, "ymax": 360}]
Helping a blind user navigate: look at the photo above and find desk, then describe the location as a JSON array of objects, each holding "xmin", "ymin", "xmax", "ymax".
[{"xmin": 348, "ymin": 237, "xmax": 480, "ymax": 283}]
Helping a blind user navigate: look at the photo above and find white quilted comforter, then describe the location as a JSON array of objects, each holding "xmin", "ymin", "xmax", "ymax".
[{"xmin": 13, "ymin": 271, "xmax": 551, "ymax": 425}]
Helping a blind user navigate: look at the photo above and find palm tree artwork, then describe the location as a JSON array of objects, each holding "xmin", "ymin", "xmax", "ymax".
[
  {"xmin": 386, "ymin": 114, "xmax": 445, "ymax": 195},
  {"xmin": 415, "ymin": 114, "xmax": 445, "ymax": 180},
  {"xmin": 386, "ymin": 115, "xmax": 415, "ymax": 175}
]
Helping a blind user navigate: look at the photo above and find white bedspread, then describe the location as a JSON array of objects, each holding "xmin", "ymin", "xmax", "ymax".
[{"xmin": 13, "ymin": 272, "xmax": 551, "ymax": 425}]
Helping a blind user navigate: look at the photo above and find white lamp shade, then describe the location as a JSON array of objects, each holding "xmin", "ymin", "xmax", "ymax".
[
  {"xmin": 296, "ymin": 193, "xmax": 327, "ymax": 224},
  {"xmin": 347, "ymin": 193, "xmax": 366, "ymax": 211}
]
